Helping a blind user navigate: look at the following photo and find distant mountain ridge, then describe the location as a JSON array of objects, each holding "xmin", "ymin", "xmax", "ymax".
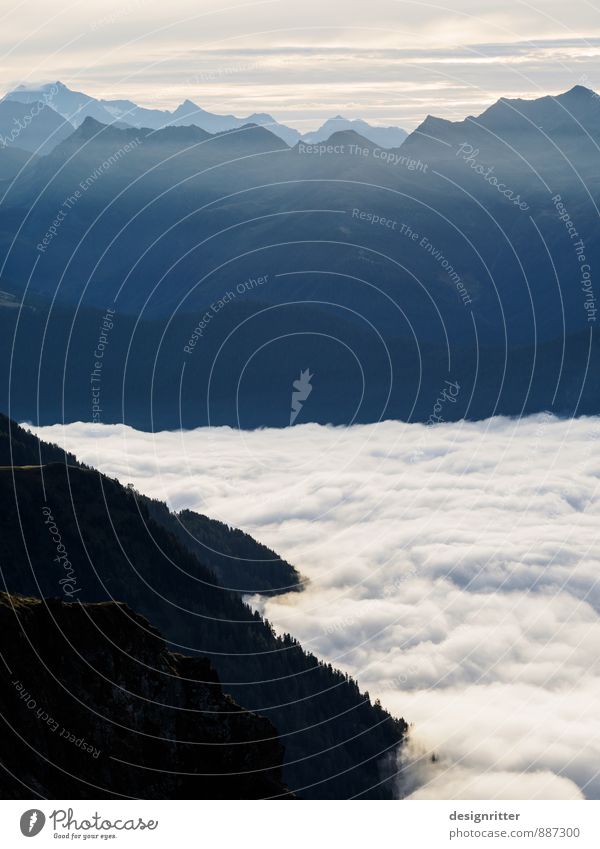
[
  {"xmin": 4, "ymin": 81, "xmax": 598, "ymax": 161},
  {"xmin": 4, "ymin": 82, "xmax": 115, "ymax": 127},
  {"xmin": 302, "ymin": 115, "xmax": 407, "ymax": 147},
  {"xmin": 3, "ymin": 81, "xmax": 407, "ymax": 148},
  {"xmin": 0, "ymin": 97, "xmax": 73, "ymax": 155},
  {"xmin": 402, "ymin": 84, "xmax": 600, "ymax": 160}
]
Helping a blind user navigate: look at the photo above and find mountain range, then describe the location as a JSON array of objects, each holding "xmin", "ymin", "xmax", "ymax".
[
  {"xmin": 2, "ymin": 81, "xmax": 407, "ymax": 149},
  {"xmin": 0, "ymin": 84, "xmax": 598, "ymax": 429}
]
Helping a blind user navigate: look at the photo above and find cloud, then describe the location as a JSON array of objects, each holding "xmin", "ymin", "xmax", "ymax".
[
  {"xmin": 32, "ymin": 413, "xmax": 600, "ymax": 799},
  {"xmin": 408, "ymin": 766, "xmax": 584, "ymax": 800},
  {"xmin": 2, "ymin": 1, "xmax": 600, "ymax": 128}
]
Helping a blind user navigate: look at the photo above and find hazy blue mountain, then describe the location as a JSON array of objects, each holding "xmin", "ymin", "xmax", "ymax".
[
  {"xmin": 167, "ymin": 99, "xmax": 301, "ymax": 144},
  {"xmin": 7, "ymin": 82, "xmax": 301, "ymax": 143},
  {"xmin": 465, "ymin": 84, "xmax": 600, "ymax": 140},
  {"xmin": 402, "ymin": 84, "xmax": 600, "ymax": 165},
  {"xmin": 98, "ymin": 97, "xmax": 174, "ymax": 129},
  {"xmin": 302, "ymin": 115, "xmax": 407, "ymax": 147},
  {"xmin": 0, "ymin": 144, "xmax": 35, "ymax": 179},
  {"xmin": 0, "ymin": 89, "xmax": 598, "ymax": 428},
  {"xmin": 4, "ymin": 81, "xmax": 117, "ymax": 127},
  {"xmin": 0, "ymin": 98, "xmax": 73, "ymax": 154},
  {"xmin": 4, "ymin": 82, "xmax": 409, "ymax": 147},
  {"xmin": 98, "ymin": 94, "xmax": 302, "ymax": 143},
  {"xmin": 2, "ymin": 113, "xmax": 591, "ymax": 343},
  {"xmin": 101, "ymin": 97, "xmax": 404, "ymax": 147}
]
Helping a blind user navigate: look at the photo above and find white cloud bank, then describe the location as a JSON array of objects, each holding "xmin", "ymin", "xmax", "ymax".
[{"xmin": 32, "ymin": 414, "xmax": 600, "ymax": 799}]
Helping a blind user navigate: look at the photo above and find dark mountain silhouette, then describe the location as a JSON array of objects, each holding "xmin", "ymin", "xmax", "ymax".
[
  {"xmin": 0, "ymin": 593, "xmax": 289, "ymax": 799},
  {"xmin": 0, "ymin": 411, "xmax": 300, "ymax": 595},
  {"xmin": 144, "ymin": 498, "xmax": 303, "ymax": 596},
  {"xmin": 0, "ymin": 412, "xmax": 78, "ymax": 466},
  {"xmin": 0, "ymin": 415, "xmax": 407, "ymax": 798}
]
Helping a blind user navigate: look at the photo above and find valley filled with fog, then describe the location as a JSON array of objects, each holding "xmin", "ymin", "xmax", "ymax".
[{"xmin": 33, "ymin": 414, "xmax": 600, "ymax": 800}]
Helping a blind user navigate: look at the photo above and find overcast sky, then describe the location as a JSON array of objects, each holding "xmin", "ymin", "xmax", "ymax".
[{"xmin": 2, "ymin": 0, "xmax": 600, "ymax": 129}]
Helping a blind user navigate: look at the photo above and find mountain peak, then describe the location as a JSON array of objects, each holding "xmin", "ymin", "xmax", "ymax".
[
  {"xmin": 78, "ymin": 115, "xmax": 104, "ymax": 128},
  {"xmin": 313, "ymin": 128, "xmax": 375, "ymax": 147},
  {"xmin": 69, "ymin": 115, "xmax": 141, "ymax": 142},
  {"xmin": 171, "ymin": 99, "xmax": 212, "ymax": 119},
  {"xmin": 247, "ymin": 111, "xmax": 275, "ymax": 121},
  {"xmin": 175, "ymin": 99, "xmax": 203, "ymax": 112},
  {"xmin": 562, "ymin": 84, "xmax": 594, "ymax": 98}
]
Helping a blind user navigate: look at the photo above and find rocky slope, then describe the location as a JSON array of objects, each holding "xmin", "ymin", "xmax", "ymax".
[
  {"xmin": 0, "ymin": 415, "xmax": 407, "ymax": 798},
  {"xmin": 0, "ymin": 592, "xmax": 288, "ymax": 798}
]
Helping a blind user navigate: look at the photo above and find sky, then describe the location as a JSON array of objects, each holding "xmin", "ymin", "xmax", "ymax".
[
  {"xmin": 2, "ymin": 0, "xmax": 600, "ymax": 129},
  {"xmin": 33, "ymin": 414, "xmax": 600, "ymax": 800}
]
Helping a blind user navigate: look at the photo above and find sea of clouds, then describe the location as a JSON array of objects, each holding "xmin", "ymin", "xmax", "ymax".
[{"xmin": 32, "ymin": 414, "xmax": 600, "ymax": 800}]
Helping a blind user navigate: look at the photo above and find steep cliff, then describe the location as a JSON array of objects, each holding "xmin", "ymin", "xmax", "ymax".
[
  {"xmin": 0, "ymin": 416, "xmax": 407, "ymax": 798},
  {"xmin": 0, "ymin": 592, "xmax": 288, "ymax": 799}
]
